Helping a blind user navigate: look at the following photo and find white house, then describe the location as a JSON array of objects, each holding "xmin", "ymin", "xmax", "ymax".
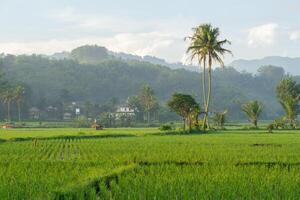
[{"xmin": 115, "ymin": 105, "xmax": 135, "ymax": 118}]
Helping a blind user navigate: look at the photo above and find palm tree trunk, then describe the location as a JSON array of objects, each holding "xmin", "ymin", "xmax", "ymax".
[
  {"xmin": 201, "ymin": 57, "xmax": 208, "ymax": 131},
  {"xmin": 204, "ymin": 56, "xmax": 212, "ymax": 129},
  {"xmin": 147, "ymin": 111, "xmax": 150, "ymax": 124},
  {"xmin": 188, "ymin": 116, "xmax": 192, "ymax": 133},
  {"xmin": 254, "ymin": 119, "xmax": 257, "ymax": 128},
  {"xmin": 17, "ymin": 101, "xmax": 21, "ymax": 122},
  {"xmin": 201, "ymin": 57, "xmax": 207, "ymax": 109},
  {"xmin": 7, "ymin": 101, "xmax": 11, "ymax": 122},
  {"xmin": 183, "ymin": 118, "xmax": 185, "ymax": 131}
]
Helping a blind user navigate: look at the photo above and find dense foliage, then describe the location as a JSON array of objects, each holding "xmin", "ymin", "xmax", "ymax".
[
  {"xmin": 276, "ymin": 77, "xmax": 300, "ymax": 127},
  {"xmin": 0, "ymin": 46, "xmax": 294, "ymax": 121},
  {"xmin": 1, "ymin": 128, "xmax": 300, "ymax": 199}
]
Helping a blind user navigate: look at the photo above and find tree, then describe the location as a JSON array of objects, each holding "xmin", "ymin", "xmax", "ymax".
[
  {"xmin": 1, "ymin": 87, "xmax": 15, "ymax": 122},
  {"xmin": 213, "ymin": 110, "xmax": 228, "ymax": 129},
  {"xmin": 139, "ymin": 86, "xmax": 157, "ymax": 124},
  {"xmin": 14, "ymin": 85, "xmax": 25, "ymax": 122},
  {"xmin": 276, "ymin": 77, "xmax": 300, "ymax": 127},
  {"xmin": 241, "ymin": 101, "xmax": 263, "ymax": 128},
  {"xmin": 167, "ymin": 93, "xmax": 200, "ymax": 132},
  {"xmin": 186, "ymin": 24, "xmax": 232, "ymax": 130}
]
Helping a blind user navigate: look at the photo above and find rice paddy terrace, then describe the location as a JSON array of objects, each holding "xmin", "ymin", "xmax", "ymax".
[{"xmin": 1, "ymin": 128, "xmax": 300, "ymax": 199}]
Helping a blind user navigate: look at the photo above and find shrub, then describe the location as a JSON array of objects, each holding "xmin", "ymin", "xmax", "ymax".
[
  {"xmin": 267, "ymin": 124, "xmax": 274, "ymax": 133},
  {"xmin": 159, "ymin": 124, "xmax": 173, "ymax": 131}
]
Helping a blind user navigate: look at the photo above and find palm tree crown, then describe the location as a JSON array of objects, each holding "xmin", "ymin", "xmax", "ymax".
[
  {"xmin": 242, "ymin": 101, "xmax": 263, "ymax": 127},
  {"xmin": 186, "ymin": 24, "xmax": 232, "ymax": 70}
]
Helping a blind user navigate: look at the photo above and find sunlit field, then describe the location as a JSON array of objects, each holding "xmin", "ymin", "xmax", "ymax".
[{"xmin": 1, "ymin": 127, "xmax": 300, "ymax": 199}]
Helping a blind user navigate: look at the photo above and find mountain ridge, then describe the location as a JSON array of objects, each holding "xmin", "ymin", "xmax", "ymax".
[
  {"xmin": 46, "ymin": 45, "xmax": 200, "ymax": 72},
  {"xmin": 230, "ymin": 56, "xmax": 300, "ymax": 75}
]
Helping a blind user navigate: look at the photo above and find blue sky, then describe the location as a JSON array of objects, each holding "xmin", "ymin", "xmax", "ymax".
[{"xmin": 1, "ymin": 0, "xmax": 300, "ymax": 64}]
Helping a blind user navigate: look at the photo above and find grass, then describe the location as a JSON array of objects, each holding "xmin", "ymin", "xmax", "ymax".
[
  {"xmin": 0, "ymin": 127, "xmax": 161, "ymax": 140},
  {"xmin": 1, "ymin": 127, "xmax": 300, "ymax": 199}
]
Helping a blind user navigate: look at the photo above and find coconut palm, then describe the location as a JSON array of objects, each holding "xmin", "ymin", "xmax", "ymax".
[
  {"xmin": 14, "ymin": 85, "xmax": 25, "ymax": 122},
  {"xmin": 279, "ymin": 97, "xmax": 299, "ymax": 127},
  {"xmin": 1, "ymin": 88, "xmax": 15, "ymax": 122},
  {"xmin": 186, "ymin": 24, "xmax": 232, "ymax": 130},
  {"xmin": 241, "ymin": 101, "xmax": 263, "ymax": 128},
  {"xmin": 276, "ymin": 77, "xmax": 300, "ymax": 127}
]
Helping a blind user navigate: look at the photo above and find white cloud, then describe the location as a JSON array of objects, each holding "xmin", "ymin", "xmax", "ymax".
[
  {"xmin": 0, "ymin": 7, "xmax": 197, "ymax": 63},
  {"xmin": 0, "ymin": 32, "xmax": 186, "ymax": 63},
  {"xmin": 247, "ymin": 23, "xmax": 279, "ymax": 47},
  {"xmin": 289, "ymin": 31, "xmax": 300, "ymax": 41}
]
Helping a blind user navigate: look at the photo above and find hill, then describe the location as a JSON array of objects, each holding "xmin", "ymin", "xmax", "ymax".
[
  {"xmin": 0, "ymin": 47, "xmax": 288, "ymax": 120},
  {"xmin": 49, "ymin": 45, "xmax": 199, "ymax": 72},
  {"xmin": 230, "ymin": 56, "xmax": 300, "ymax": 75}
]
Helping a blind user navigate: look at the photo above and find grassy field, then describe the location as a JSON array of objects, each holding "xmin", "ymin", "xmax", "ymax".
[{"xmin": 1, "ymin": 127, "xmax": 300, "ymax": 199}]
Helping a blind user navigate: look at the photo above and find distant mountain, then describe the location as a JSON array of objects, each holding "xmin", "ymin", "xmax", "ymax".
[
  {"xmin": 49, "ymin": 45, "xmax": 199, "ymax": 72},
  {"xmin": 230, "ymin": 56, "xmax": 300, "ymax": 75},
  {"xmin": 110, "ymin": 51, "xmax": 199, "ymax": 72},
  {"xmin": 50, "ymin": 51, "xmax": 70, "ymax": 60}
]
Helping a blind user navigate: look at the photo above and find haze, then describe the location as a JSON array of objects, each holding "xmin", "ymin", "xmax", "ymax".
[{"xmin": 1, "ymin": 0, "xmax": 300, "ymax": 64}]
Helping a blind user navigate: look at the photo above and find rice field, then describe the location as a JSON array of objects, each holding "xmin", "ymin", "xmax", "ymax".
[{"xmin": 1, "ymin": 128, "xmax": 300, "ymax": 199}]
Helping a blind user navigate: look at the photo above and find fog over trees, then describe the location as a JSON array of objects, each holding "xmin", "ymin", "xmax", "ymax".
[{"xmin": 0, "ymin": 45, "xmax": 297, "ymax": 122}]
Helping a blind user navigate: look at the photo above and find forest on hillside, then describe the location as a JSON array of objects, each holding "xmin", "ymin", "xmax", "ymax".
[{"xmin": 0, "ymin": 46, "xmax": 295, "ymax": 122}]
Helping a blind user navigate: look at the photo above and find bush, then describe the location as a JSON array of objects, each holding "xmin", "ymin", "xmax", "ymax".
[
  {"xmin": 159, "ymin": 124, "xmax": 173, "ymax": 131},
  {"xmin": 267, "ymin": 124, "xmax": 274, "ymax": 133},
  {"xmin": 242, "ymin": 125, "xmax": 259, "ymax": 130}
]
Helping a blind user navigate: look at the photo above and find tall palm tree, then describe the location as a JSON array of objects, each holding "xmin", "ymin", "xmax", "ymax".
[
  {"xmin": 14, "ymin": 85, "xmax": 25, "ymax": 122},
  {"xmin": 1, "ymin": 88, "xmax": 15, "ymax": 122},
  {"xmin": 241, "ymin": 101, "xmax": 263, "ymax": 128},
  {"xmin": 186, "ymin": 24, "xmax": 232, "ymax": 130}
]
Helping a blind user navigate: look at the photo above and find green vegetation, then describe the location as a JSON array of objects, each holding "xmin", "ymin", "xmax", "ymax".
[
  {"xmin": 241, "ymin": 100, "xmax": 263, "ymax": 128},
  {"xmin": 167, "ymin": 93, "xmax": 199, "ymax": 132},
  {"xmin": 2, "ymin": 23, "xmax": 300, "ymax": 200},
  {"xmin": 212, "ymin": 110, "xmax": 228, "ymax": 129},
  {"xmin": 0, "ymin": 47, "xmax": 297, "ymax": 122},
  {"xmin": 276, "ymin": 77, "xmax": 300, "ymax": 128},
  {"xmin": 1, "ymin": 128, "xmax": 300, "ymax": 199},
  {"xmin": 186, "ymin": 24, "xmax": 231, "ymax": 129}
]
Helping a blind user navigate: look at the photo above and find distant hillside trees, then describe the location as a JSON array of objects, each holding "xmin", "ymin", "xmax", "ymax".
[
  {"xmin": 0, "ymin": 46, "xmax": 297, "ymax": 122},
  {"xmin": 71, "ymin": 45, "xmax": 110, "ymax": 64}
]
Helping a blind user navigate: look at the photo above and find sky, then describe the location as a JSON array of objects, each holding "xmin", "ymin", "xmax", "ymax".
[{"xmin": 0, "ymin": 0, "xmax": 300, "ymax": 64}]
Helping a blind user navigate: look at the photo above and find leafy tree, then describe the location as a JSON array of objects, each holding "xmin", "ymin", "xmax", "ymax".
[
  {"xmin": 186, "ymin": 24, "xmax": 232, "ymax": 130},
  {"xmin": 168, "ymin": 93, "xmax": 200, "ymax": 132},
  {"xmin": 241, "ymin": 101, "xmax": 263, "ymax": 128},
  {"xmin": 14, "ymin": 85, "xmax": 25, "ymax": 122},
  {"xmin": 276, "ymin": 78, "xmax": 300, "ymax": 127}
]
